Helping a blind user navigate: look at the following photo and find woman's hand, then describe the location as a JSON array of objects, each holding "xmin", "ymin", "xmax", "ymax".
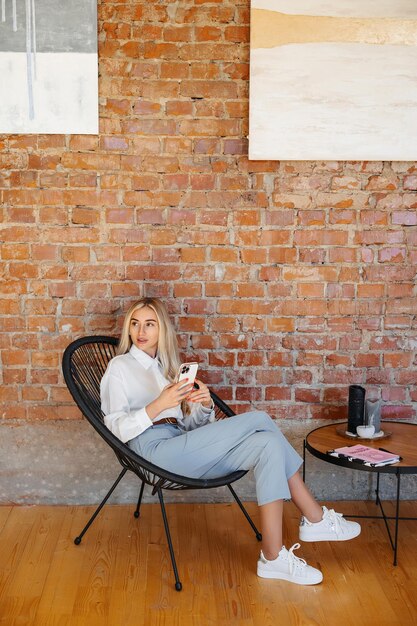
[
  {"xmin": 146, "ymin": 380, "xmax": 194, "ymax": 420},
  {"xmin": 187, "ymin": 378, "xmax": 212, "ymax": 408},
  {"xmin": 159, "ymin": 381, "xmax": 195, "ymax": 410}
]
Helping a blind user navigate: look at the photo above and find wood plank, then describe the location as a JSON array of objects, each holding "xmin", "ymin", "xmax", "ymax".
[
  {"xmin": 106, "ymin": 503, "xmax": 150, "ymax": 626},
  {"xmin": 177, "ymin": 503, "xmax": 219, "ymax": 626},
  {"xmin": 70, "ymin": 505, "xmax": 124, "ymax": 625},
  {"xmin": 0, "ymin": 501, "xmax": 416, "ymax": 626},
  {"xmin": 34, "ymin": 505, "xmax": 103, "ymax": 626},
  {"xmin": 0, "ymin": 506, "xmax": 12, "ymax": 533},
  {"xmin": 205, "ymin": 502, "xmax": 255, "ymax": 625},
  {"xmin": 0, "ymin": 506, "xmax": 66, "ymax": 626}
]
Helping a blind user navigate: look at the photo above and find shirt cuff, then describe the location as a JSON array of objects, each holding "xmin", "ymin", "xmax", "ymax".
[
  {"xmin": 200, "ymin": 400, "xmax": 214, "ymax": 413},
  {"xmin": 119, "ymin": 408, "xmax": 153, "ymax": 443}
]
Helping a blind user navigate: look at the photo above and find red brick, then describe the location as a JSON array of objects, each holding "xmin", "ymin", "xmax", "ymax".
[
  {"xmin": 1, "ymin": 244, "xmax": 30, "ymax": 260},
  {"xmin": 195, "ymin": 26, "xmax": 222, "ymax": 41},
  {"xmin": 8, "ymin": 263, "xmax": 38, "ymax": 279},
  {"xmin": 61, "ymin": 247, "xmax": 90, "ymax": 263},
  {"xmin": 127, "ymin": 139, "xmax": 161, "ymax": 156},
  {"xmin": 106, "ymin": 208, "xmax": 135, "ymax": 224},
  {"xmin": 25, "ymin": 299, "xmax": 57, "ymax": 315},
  {"xmin": 178, "ymin": 316, "xmax": 206, "ymax": 332},
  {"xmin": 144, "ymin": 42, "xmax": 178, "ymax": 59},
  {"xmin": 181, "ymin": 81, "xmax": 237, "ymax": 100},
  {"xmin": 355, "ymin": 354, "xmax": 381, "ymax": 368},
  {"xmin": 355, "ymin": 230, "xmax": 404, "ymax": 245},
  {"xmin": 384, "ymin": 353, "xmax": 412, "ymax": 368},
  {"xmin": 8, "ymin": 207, "xmax": 36, "ymax": 223},
  {"xmin": 205, "ymin": 283, "xmax": 233, "ymax": 297},
  {"xmin": 69, "ymin": 136, "xmax": 99, "ymax": 150},
  {"xmin": 190, "ymin": 63, "xmax": 221, "ymax": 80},
  {"xmin": 403, "ymin": 175, "xmax": 417, "ymax": 190},
  {"xmin": 391, "ymin": 211, "xmax": 417, "ymax": 226},
  {"xmin": 267, "ymin": 318, "xmax": 295, "ymax": 332},
  {"xmin": 72, "ymin": 208, "xmax": 100, "ymax": 225},
  {"xmin": 179, "ymin": 119, "xmax": 239, "ymax": 137},
  {"xmin": 164, "ymin": 138, "xmax": 192, "ymax": 154},
  {"xmin": 360, "ymin": 210, "xmax": 388, "ymax": 226},
  {"xmin": 381, "ymin": 405, "xmax": 415, "ymax": 420},
  {"xmin": 378, "ymin": 247, "xmax": 406, "ymax": 263},
  {"xmin": 166, "ymin": 100, "xmax": 193, "ymax": 116},
  {"xmin": 235, "ymin": 283, "xmax": 264, "ymax": 298},
  {"xmin": 297, "ymin": 284, "xmax": 325, "ymax": 297},
  {"xmin": 295, "ymin": 389, "xmax": 321, "ymax": 403},
  {"xmin": 164, "ymin": 26, "xmax": 193, "ymax": 42},
  {"xmin": 298, "ymin": 211, "xmax": 325, "ymax": 226},
  {"xmin": 49, "ymin": 283, "xmax": 76, "ymax": 298},
  {"xmin": 174, "ymin": 283, "xmax": 202, "ymax": 298},
  {"xmin": 265, "ymin": 387, "xmax": 291, "ymax": 401},
  {"xmin": 122, "ymin": 246, "xmax": 150, "ymax": 262},
  {"xmin": 194, "ymin": 139, "xmax": 221, "ymax": 155},
  {"xmin": 357, "ymin": 284, "xmax": 385, "ymax": 298}
]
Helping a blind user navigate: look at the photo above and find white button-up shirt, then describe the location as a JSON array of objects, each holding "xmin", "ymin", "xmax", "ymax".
[{"xmin": 100, "ymin": 344, "xmax": 215, "ymax": 443}]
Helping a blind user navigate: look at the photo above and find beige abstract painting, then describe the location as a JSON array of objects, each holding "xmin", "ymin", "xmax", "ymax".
[{"xmin": 249, "ymin": 1, "xmax": 417, "ymax": 160}]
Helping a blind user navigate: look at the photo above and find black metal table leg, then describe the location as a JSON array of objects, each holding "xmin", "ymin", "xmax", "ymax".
[
  {"xmin": 303, "ymin": 439, "xmax": 306, "ymax": 482},
  {"xmin": 393, "ymin": 471, "xmax": 401, "ymax": 566}
]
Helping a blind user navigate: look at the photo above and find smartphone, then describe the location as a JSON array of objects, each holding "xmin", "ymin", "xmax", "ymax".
[{"xmin": 176, "ymin": 362, "xmax": 199, "ymax": 388}]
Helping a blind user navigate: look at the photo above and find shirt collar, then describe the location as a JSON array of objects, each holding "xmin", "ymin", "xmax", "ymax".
[{"xmin": 129, "ymin": 344, "xmax": 159, "ymax": 370}]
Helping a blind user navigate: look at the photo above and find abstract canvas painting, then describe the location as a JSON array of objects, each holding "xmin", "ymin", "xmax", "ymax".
[
  {"xmin": 0, "ymin": 0, "xmax": 98, "ymax": 134},
  {"xmin": 249, "ymin": 1, "xmax": 417, "ymax": 160}
]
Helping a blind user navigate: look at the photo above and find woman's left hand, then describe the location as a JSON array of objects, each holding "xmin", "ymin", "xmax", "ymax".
[{"xmin": 187, "ymin": 378, "xmax": 212, "ymax": 408}]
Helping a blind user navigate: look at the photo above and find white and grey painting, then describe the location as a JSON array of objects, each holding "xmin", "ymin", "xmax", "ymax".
[
  {"xmin": 249, "ymin": 1, "xmax": 417, "ymax": 161},
  {"xmin": 0, "ymin": 0, "xmax": 98, "ymax": 134}
]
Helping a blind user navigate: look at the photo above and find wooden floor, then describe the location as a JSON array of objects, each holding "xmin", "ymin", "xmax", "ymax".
[{"xmin": 1, "ymin": 501, "xmax": 416, "ymax": 626}]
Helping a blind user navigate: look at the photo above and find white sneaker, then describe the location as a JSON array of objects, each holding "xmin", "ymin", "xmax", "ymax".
[
  {"xmin": 299, "ymin": 506, "xmax": 361, "ymax": 542},
  {"xmin": 257, "ymin": 543, "xmax": 323, "ymax": 585}
]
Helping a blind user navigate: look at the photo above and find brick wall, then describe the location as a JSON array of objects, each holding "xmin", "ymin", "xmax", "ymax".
[{"xmin": 1, "ymin": 0, "xmax": 417, "ymax": 424}]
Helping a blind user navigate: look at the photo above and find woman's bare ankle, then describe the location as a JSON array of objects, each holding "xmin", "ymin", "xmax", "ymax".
[
  {"xmin": 262, "ymin": 547, "xmax": 281, "ymax": 561},
  {"xmin": 304, "ymin": 505, "xmax": 323, "ymax": 523}
]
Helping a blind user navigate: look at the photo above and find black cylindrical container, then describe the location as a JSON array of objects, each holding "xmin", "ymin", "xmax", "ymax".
[{"xmin": 347, "ymin": 385, "xmax": 366, "ymax": 434}]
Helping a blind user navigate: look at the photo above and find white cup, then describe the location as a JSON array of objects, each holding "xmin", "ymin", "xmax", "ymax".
[{"xmin": 356, "ymin": 425, "xmax": 375, "ymax": 438}]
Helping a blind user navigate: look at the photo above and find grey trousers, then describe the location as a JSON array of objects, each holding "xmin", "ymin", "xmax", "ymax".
[{"xmin": 128, "ymin": 410, "xmax": 302, "ymax": 506}]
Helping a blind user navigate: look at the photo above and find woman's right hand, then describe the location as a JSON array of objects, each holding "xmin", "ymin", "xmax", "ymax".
[
  {"xmin": 146, "ymin": 380, "xmax": 194, "ymax": 420},
  {"xmin": 158, "ymin": 381, "xmax": 194, "ymax": 410}
]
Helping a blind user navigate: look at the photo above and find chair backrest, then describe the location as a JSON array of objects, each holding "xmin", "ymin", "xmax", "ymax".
[{"xmin": 63, "ymin": 335, "xmax": 118, "ymax": 425}]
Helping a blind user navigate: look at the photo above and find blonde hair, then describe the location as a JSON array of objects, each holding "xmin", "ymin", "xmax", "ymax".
[{"xmin": 117, "ymin": 297, "xmax": 180, "ymax": 382}]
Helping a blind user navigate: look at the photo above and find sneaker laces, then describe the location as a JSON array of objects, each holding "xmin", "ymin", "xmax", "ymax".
[
  {"xmin": 286, "ymin": 543, "xmax": 307, "ymax": 574},
  {"xmin": 324, "ymin": 508, "xmax": 344, "ymax": 533}
]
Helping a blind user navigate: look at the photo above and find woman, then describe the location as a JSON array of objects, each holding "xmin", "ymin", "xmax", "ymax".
[{"xmin": 101, "ymin": 297, "xmax": 360, "ymax": 586}]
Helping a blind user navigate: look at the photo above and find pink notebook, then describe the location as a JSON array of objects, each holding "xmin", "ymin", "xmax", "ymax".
[{"xmin": 329, "ymin": 444, "xmax": 400, "ymax": 467}]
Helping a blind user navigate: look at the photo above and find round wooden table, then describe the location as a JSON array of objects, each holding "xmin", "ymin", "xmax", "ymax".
[{"xmin": 303, "ymin": 421, "xmax": 417, "ymax": 565}]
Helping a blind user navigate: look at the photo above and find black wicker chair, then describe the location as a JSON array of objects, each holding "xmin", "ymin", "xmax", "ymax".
[{"xmin": 62, "ymin": 336, "xmax": 262, "ymax": 591}]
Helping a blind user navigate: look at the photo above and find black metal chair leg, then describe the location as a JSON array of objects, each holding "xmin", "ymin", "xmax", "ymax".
[
  {"xmin": 157, "ymin": 489, "xmax": 182, "ymax": 591},
  {"xmin": 227, "ymin": 484, "xmax": 262, "ymax": 541},
  {"xmin": 74, "ymin": 468, "xmax": 127, "ymax": 545},
  {"xmin": 134, "ymin": 480, "xmax": 145, "ymax": 518}
]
